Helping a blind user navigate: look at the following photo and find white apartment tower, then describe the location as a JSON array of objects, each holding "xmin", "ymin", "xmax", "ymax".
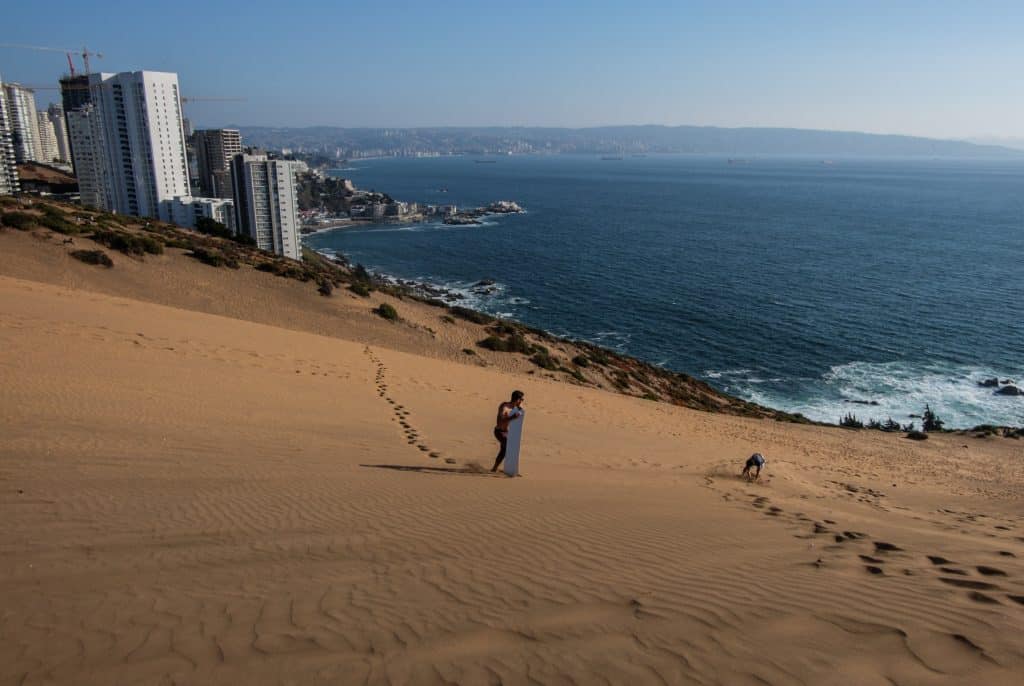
[
  {"xmin": 47, "ymin": 103, "xmax": 71, "ymax": 164},
  {"xmin": 0, "ymin": 76, "xmax": 19, "ymax": 194},
  {"xmin": 2, "ymin": 82, "xmax": 42, "ymax": 163},
  {"xmin": 70, "ymin": 71, "xmax": 191, "ymax": 219},
  {"xmin": 230, "ymin": 153, "xmax": 303, "ymax": 260},
  {"xmin": 36, "ymin": 111, "xmax": 60, "ymax": 163}
]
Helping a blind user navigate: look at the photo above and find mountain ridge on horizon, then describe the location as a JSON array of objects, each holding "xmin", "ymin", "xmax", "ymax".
[{"xmin": 226, "ymin": 124, "xmax": 1023, "ymax": 158}]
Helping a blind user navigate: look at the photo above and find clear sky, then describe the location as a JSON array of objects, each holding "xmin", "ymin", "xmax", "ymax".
[{"xmin": 3, "ymin": 0, "xmax": 1023, "ymax": 139}]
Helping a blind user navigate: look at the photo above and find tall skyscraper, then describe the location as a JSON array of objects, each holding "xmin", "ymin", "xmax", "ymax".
[
  {"xmin": 69, "ymin": 71, "xmax": 191, "ymax": 219},
  {"xmin": 230, "ymin": 152, "xmax": 303, "ymax": 259},
  {"xmin": 36, "ymin": 111, "xmax": 59, "ymax": 163},
  {"xmin": 2, "ymin": 83, "xmax": 42, "ymax": 162},
  {"xmin": 0, "ymin": 76, "xmax": 19, "ymax": 194},
  {"xmin": 66, "ymin": 104, "xmax": 107, "ymax": 208},
  {"xmin": 193, "ymin": 129, "xmax": 242, "ymax": 198},
  {"xmin": 59, "ymin": 75, "xmax": 92, "ymax": 172},
  {"xmin": 47, "ymin": 103, "xmax": 71, "ymax": 164}
]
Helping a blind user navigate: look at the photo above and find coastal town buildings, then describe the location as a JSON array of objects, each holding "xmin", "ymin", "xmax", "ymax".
[
  {"xmin": 164, "ymin": 195, "xmax": 236, "ymax": 232},
  {"xmin": 193, "ymin": 129, "xmax": 242, "ymax": 199},
  {"xmin": 2, "ymin": 82, "xmax": 43, "ymax": 163},
  {"xmin": 69, "ymin": 71, "xmax": 190, "ymax": 220},
  {"xmin": 0, "ymin": 77, "xmax": 19, "ymax": 194},
  {"xmin": 230, "ymin": 152, "xmax": 303, "ymax": 259}
]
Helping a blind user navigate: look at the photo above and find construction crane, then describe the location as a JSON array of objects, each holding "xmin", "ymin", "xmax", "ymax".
[
  {"xmin": 180, "ymin": 96, "xmax": 247, "ymax": 105},
  {"xmin": 0, "ymin": 43, "xmax": 103, "ymax": 73},
  {"xmin": 24, "ymin": 83, "xmax": 247, "ymax": 108}
]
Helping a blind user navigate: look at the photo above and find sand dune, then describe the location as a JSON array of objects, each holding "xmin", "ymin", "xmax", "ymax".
[{"xmin": 2, "ymin": 245, "xmax": 1023, "ymax": 684}]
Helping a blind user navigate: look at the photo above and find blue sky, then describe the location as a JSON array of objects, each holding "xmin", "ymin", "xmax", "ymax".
[{"xmin": 3, "ymin": 1, "xmax": 1023, "ymax": 138}]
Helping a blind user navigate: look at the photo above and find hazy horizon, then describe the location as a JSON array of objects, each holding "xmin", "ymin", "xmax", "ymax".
[{"xmin": 4, "ymin": 1, "xmax": 1023, "ymax": 140}]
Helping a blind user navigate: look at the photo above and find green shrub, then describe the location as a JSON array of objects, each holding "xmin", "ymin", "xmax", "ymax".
[
  {"xmin": 88, "ymin": 228, "xmax": 161, "ymax": 256},
  {"xmin": 462, "ymin": 348, "xmax": 475, "ymax": 355},
  {"xmin": 441, "ymin": 315, "xmax": 456, "ymax": 324},
  {"xmin": 349, "ymin": 282, "xmax": 372, "ymax": 297},
  {"xmin": 642, "ymin": 392, "xmax": 660, "ymax": 401},
  {"xmin": 839, "ymin": 413, "xmax": 864, "ymax": 429},
  {"xmin": 69, "ymin": 249, "xmax": 113, "ymax": 268},
  {"xmin": 477, "ymin": 333, "xmax": 533, "ymax": 354},
  {"xmin": 882, "ymin": 418, "xmax": 901, "ymax": 432},
  {"xmin": 1, "ymin": 211, "xmax": 35, "ymax": 230},
  {"xmin": 572, "ymin": 355, "xmax": 590, "ymax": 367},
  {"xmin": 188, "ymin": 247, "xmax": 238, "ymax": 268},
  {"xmin": 318, "ymin": 280, "xmax": 333, "ymax": 297},
  {"xmin": 611, "ymin": 370, "xmax": 630, "ymax": 389},
  {"xmin": 905, "ymin": 430, "xmax": 928, "ymax": 441},
  {"xmin": 374, "ymin": 303, "xmax": 398, "ymax": 320},
  {"xmin": 37, "ymin": 212, "xmax": 80, "ymax": 234},
  {"xmin": 589, "ymin": 351, "xmax": 610, "ymax": 366},
  {"xmin": 449, "ymin": 306, "xmax": 495, "ymax": 325},
  {"xmin": 163, "ymin": 238, "xmax": 192, "ymax": 250},
  {"xmin": 530, "ymin": 351, "xmax": 559, "ymax": 370}
]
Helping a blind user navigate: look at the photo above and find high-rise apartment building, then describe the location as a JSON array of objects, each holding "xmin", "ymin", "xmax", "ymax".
[
  {"xmin": 0, "ymin": 77, "xmax": 19, "ymax": 194},
  {"xmin": 193, "ymin": 129, "xmax": 242, "ymax": 198},
  {"xmin": 69, "ymin": 71, "xmax": 190, "ymax": 219},
  {"xmin": 66, "ymin": 104, "xmax": 107, "ymax": 208},
  {"xmin": 36, "ymin": 111, "xmax": 59, "ymax": 163},
  {"xmin": 59, "ymin": 75, "xmax": 92, "ymax": 172},
  {"xmin": 2, "ymin": 83, "xmax": 42, "ymax": 163},
  {"xmin": 47, "ymin": 103, "xmax": 71, "ymax": 164},
  {"xmin": 230, "ymin": 152, "xmax": 303, "ymax": 260}
]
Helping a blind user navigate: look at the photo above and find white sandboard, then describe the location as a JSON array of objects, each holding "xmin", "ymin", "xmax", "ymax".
[{"xmin": 503, "ymin": 408, "xmax": 525, "ymax": 476}]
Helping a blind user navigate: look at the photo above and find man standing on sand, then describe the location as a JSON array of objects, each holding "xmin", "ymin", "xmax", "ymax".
[{"xmin": 491, "ymin": 390, "xmax": 524, "ymax": 472}]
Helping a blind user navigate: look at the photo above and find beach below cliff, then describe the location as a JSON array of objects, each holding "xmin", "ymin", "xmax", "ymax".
[{"xmin": 2, "ymin": 211, "xmax": 1023, "ymax": 685}]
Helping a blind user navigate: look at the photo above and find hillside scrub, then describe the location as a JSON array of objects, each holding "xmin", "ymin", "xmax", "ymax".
[{"xmin": 69, "ymin": 249, "xmax": 113, "ymax": 268}]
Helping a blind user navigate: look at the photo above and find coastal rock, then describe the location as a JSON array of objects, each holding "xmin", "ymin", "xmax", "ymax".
[
  {"xmin": 979, "ymin": 378, "xmax": 999, "ymax": 388},
  {"xmin": 473, "ymin": 279, "xmax": 497, "ymax": 287},
  {"xmin": 846, "ymin": 399, "xmax": 880, "ymax": 406},
  {"xmin": 995, "ymin": 385, "xmax": 1023, "ymax": 396},
  {"xmin": 1001, "ymin": 379, "xmax": 1015, "ymax": 385}
]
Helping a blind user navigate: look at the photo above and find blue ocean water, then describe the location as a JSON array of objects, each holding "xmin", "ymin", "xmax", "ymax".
[{"xmin": 306, "ymin": 155, "xmax": 1024, "ymax": 428}]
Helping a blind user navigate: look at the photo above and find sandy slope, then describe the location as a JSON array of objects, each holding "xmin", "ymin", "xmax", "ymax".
[{"xmin": 1, "ymin": 256, "xmax": 1023, "ymax": 684}]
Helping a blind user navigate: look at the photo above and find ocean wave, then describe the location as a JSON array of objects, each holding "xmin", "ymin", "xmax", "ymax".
[{"xmin": 726, "ymin": 360, "xmax": 1024, "ymax": 428}]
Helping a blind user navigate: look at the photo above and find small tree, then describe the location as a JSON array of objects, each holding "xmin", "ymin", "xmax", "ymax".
[
  {"xmin": 922, "ymin": 404, "xmax": 945, "ymax": 432},
  {"xmin": 840, "ymin": 413, "xmax": 864, "ymax": 429}
]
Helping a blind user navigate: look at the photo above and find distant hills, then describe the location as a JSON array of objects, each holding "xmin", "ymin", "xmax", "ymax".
[{"xmin": 232, "ymin": 125, "xmax": 1023, "ymax": 159}]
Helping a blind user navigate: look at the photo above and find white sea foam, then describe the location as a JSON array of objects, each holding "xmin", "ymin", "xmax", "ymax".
[{"xmin": 731, "ymin": 360, "xmax": 1024, "ymax": 428}]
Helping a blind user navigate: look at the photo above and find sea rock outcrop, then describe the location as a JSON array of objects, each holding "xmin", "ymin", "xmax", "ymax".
[{"xmin": 995, "ymin": 385, "xmax": 1023, "ymax": 396}]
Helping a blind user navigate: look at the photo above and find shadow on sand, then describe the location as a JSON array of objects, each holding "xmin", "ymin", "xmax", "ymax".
[{"xmin": 360, "ymin": 463, "xmax": 507, "ymax": 477}]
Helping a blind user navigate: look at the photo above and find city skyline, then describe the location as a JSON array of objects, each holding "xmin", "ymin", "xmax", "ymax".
[{"xmin": 3, "ymin": 1, "xmax": 1024, "ymax": 140}]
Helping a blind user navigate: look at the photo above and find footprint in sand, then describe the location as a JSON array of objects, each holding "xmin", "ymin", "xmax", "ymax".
[{"xmin": 975, "ymin": 566, "xmax": 1007, "ymax": 576}]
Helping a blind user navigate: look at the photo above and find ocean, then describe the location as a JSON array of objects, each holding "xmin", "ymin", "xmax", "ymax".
[{"xmin": 305, "ymin": 154, "xmax": 1024, "ymax": 429}]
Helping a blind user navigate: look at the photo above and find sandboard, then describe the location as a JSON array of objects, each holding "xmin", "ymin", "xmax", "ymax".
[{"xmin": 503, "ymin": 408, "xmax": 525, "ymax": 476}]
